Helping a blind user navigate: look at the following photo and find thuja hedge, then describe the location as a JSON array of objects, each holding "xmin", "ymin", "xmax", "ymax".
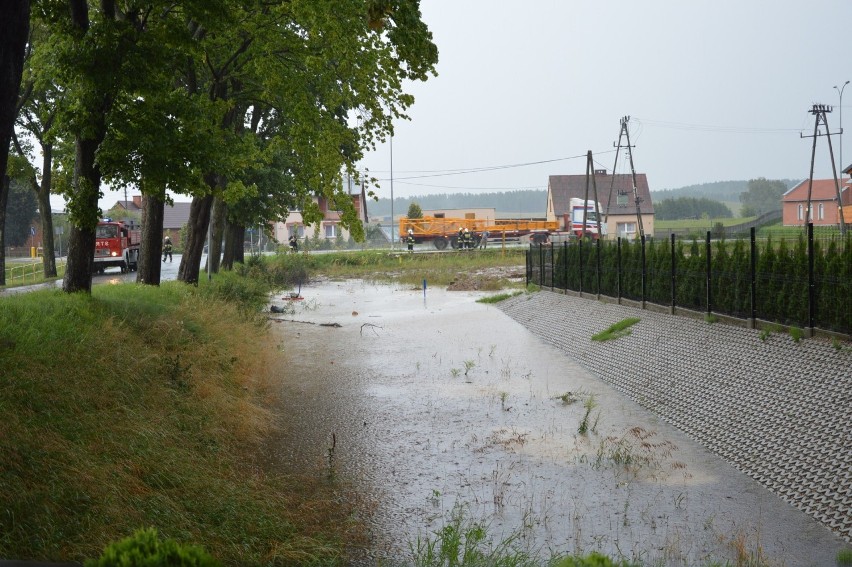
[{"xmin": 536, "ymin": 234, "xmax": 851, "ymax": 334}]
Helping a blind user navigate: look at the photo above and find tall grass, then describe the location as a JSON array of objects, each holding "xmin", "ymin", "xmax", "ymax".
[
  {"xmin": 0, "ymin": 278, "xmax": 358, "ymax": 565},
  {"xmin": 267, "ymin": 248, "xmax": 527, "ymax": 287}
]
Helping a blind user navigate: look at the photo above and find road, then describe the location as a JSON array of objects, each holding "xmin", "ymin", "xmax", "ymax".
[{"xmin": 1, "ymin": 254, "xmax": 193, "ymax": 296}]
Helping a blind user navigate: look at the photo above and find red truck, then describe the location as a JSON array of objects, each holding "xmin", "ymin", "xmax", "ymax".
[{"xmin": 93, "ymin": 220, "xmax": 141, "ymax": 274}]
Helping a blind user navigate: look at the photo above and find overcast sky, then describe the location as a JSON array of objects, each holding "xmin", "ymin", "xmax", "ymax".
[
  {"xmin": 90, "ymin": 0, "xmax": 850, "ymax": 210},
  {"xmin": 359, "ymin": 0, "xmax": 852, "ymax": 202}
]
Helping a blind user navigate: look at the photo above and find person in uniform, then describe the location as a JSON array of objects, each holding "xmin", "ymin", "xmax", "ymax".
[
  {"xmin": 406, "ymin": 229, "xmax": 415, "ymax": 253},
  {"xmin": 162, "ymin": 236, "xmax": 173, "ymax": 262}
]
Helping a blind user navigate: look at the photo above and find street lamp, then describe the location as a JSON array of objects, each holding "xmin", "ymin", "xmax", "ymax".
[
  {"xmin": 834, "ymin": 80, "xmax": 849, "ymax": 176},
  {"xmin": 390, "ymin": 132, "xmax": 395, "ymax": 248}
]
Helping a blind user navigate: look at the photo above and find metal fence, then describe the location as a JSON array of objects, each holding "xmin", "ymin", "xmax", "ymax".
[{"xmin": 527, "ymin": 225, "xmax": 852, "ymax": 336}]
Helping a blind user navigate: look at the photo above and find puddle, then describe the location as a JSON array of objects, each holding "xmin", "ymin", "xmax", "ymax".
[{"xmin": 266, "ymin": 280, "xmax": 847, "ymax": 565}]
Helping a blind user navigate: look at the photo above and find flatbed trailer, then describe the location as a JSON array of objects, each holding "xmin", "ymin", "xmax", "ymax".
[{"xmin": 399, "ymin": 216, "xmax": 559, "ymax": 249}]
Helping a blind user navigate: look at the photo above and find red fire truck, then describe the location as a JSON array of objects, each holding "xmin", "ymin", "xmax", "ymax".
[{"xmin": 93, "ymin": 220, "xmax": 141, "ymax": 274}]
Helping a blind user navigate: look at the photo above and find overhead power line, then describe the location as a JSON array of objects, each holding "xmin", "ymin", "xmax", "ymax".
[{"xmin": 633, "ymin": 117, "xmax": 801, "ymax": 134}]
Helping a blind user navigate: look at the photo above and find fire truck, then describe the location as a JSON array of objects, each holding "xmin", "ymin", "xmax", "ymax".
[{"xmin": 93, "ymin": 219, "xmax": 141, "ymax": 273}]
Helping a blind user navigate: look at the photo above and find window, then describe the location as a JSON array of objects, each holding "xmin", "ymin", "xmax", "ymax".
[
  {"xmin": 797, "ymin": 204, "xmax": 803, "ymax": 221},
  {"xmin": 616, "ymin": 222, "xmax": 636, "ymax": 237},
  {"xmin": 818, "ymin": 203, "xmax": 824, "ymax": 220},
  {"xmin": 96, "ymin": 224, "xmax": 118, "ymax": 238},
  {"xmin": 616, "ymin": 192, "xmax": 628, "ymax": 206},
  {"xmin": 324, "ymin": 223, "xmax": 337, "ymax": 238}
]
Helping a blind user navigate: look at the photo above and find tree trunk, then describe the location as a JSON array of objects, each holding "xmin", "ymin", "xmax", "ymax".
[
  {"xmin": 0, "ymin": 175, "xmax": 8, "ymax": 286},
  {"xmin": 62, "ymin": 137, "xmax": 101, "ymax": 293},
  {"xmin": 209, "ymin": 195, "xmax": 226, "ymax": 273},
  {"xmin": 0, "ymin": 0, "xmax": 30, "ymax": 287},
  {"xmin": 222, "ymin": 222, "xmax": 245, "ymax": 269},
  {"xmin": 37, "ymin": 144, "xmax": 56, "ymax": 277},
  {"xmin": 177, "ymin": 193, "xmax": 214, "ymax": 285},
  {"xmin": 221, "ymin": 217, "xmax": 234, "ymax": 270},
  {"xmin": 136, "ymin": 194, "xmax": 164, "ymax": 285}
]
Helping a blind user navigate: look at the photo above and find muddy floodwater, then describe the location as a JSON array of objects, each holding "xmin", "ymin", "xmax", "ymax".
[{"xmin": 267, "ymin": 280, "xmax": 846, "ymax": 566}]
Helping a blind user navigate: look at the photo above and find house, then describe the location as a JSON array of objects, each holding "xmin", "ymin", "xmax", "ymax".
[
  {"xmin": 109, "ymin": 195, "xmax": 192, "ymax": 238},
  {"xmin": 781, "ymin": 178, "xmax": 851, "ymax": 227},
  {"xmin": 273, "ymin": 178, "xmax": 369, "ymax": 243},
  {"xmin": 546, "ymin": 170, "xmax": 655, "ymax": 240}
]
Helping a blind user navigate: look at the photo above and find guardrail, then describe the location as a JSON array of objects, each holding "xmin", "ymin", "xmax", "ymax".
[{"xmin": 4, "ymin": 258, "xmax": 66, "ymax": 285}]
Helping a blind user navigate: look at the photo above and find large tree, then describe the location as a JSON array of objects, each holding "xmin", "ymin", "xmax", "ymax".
[
  {"xmin": 177, "ymin": 0, "xmax": 438, "ymax": 283},
  {"xmin": 739, "ymin": 178, "xmax": 787, "ymax": 217},
  {"xmin": 0, "ymin": 0, "xmax": 30, "ymax": 286}
]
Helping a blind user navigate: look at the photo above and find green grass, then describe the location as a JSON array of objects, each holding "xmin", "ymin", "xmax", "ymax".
[
  {"xmin": 655, "ymin": 216, "xmax": 756, "ymax": 230},
  {"xmin": 268, "ymin": 248, "xmax": 527, "ymax": 288},
  {"xmin": 591, "ymin": 317, "xmax": 641, "ymax": 342},
  {"xmin": 477, "ymin": 290, "xmax": 523, "ymax": 304},
  {"xmin": 2, "ymin": 258, "xmax": 65, "ymax": 288},
  {"xmin": 0, "ymin": 276, "xmax": 358, "ymax": 565}
]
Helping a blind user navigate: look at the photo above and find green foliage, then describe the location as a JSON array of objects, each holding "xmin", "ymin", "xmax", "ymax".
[
  {"xmin": 85, "ymin": 528, "xmax": 220, "ymax": 567},
  {"xmin": 789, "ymin": 326, "xmax": 804, "ymax": 343},
  {"xmin": 739, "ymin": 178, "xmax": 787, "ymax": 216},
  {"xmin": 407, "ymin": 201, "xmax": 424, "ymax": 218},
  {"xmin": 837, "ymin": 547, "xmax": 852, "ymax": 566},
  {"xmin": 591, "ymin": 318, "xmax": 640, "ymax": 342}
]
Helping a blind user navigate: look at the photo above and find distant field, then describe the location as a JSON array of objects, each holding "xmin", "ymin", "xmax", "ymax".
[{"xmin": 655, "ymin": 216, "xmax": 756, "ymax": 230}]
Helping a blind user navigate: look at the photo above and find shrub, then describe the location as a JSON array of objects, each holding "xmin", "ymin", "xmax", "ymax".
[{"xmin": 85, "ymin": 528, "xmax": 220, "ymax": 567}]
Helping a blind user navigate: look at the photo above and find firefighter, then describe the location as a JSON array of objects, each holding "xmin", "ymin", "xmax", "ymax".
[
  {"xmin": 288, "ymin": 234, "xmax": 299, "ymax": 253},
  {"xmin": 457, "ymin": 227, "xmax": 464, "ymax": 250},
  {"xmin": 406, "ymin": 229, "xmax": 415, "ymax": 253},
  {"xmin": 463, "ymin": 228, "xmax": 472, "ymax": 250},
  {"xmin": 162, "ymin": 236, "xmax": 173, "ymax": 263}
]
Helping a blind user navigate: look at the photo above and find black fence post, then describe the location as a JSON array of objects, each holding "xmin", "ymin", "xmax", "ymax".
[
  {"xmin": 596, "ymin": 238, "xmax": 602, "ymax": 298},
  {"xmin": 750, "ymin": 227, "xmax": 756, "ymax": 328},
  {"xmin": 539, "ymin": 243, "xmax": 544, "ymax": 287},
  {"xmin": 808, "ymin": 222, "xmax": 815, "ymax": 337},
  {"xmin": 578, "ymin": 238, "xmax": 584, "ymax": 294},
  {"xmin": 641, "ymin": 235, "xmax": 647, "ymax": 308},
  {"xmin": 670, "ymin": 233, "xmax": 676, "ymax": 313},
  {"xmin": 705, "ymin": 231, "xmax": 712, "ymax": 317},
  {"xmin": 550, "ymin": 245, "xmax": 554, "ymax": 289},
  {"xmin": 563, "ymin": 241, "xmax": 568, "ymax": 291},
  {"xmin": 617, "ymin": 237, "xmax": 622, "ymax": 302}
]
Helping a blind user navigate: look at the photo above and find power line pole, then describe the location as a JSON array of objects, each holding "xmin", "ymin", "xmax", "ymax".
[
  {"xmin": 609, "ymin": 116, "xmax": 644, "ymax": 239},
  {"xmin": 800, "ymin": 104, "xmax": 846, "ymax": 236}
]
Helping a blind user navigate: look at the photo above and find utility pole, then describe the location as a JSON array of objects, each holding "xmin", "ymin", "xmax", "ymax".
[
  {"xmin": 608, "ymin": 116, "xmax": 644, "ymax": 239},
  {"xmin": 800, "ymin": 104, "xmax": 846, "ymax": 236},
  {"xmin": 582, "ymin": 151, "xmax": 603, "ymax": 239}
]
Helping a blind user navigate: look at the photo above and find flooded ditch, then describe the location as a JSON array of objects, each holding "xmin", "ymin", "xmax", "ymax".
[{"xmin": 265, "ymin": 280, "xmax": 847, "ymax": 566}]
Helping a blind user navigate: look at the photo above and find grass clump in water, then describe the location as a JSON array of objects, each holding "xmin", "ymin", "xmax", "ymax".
[
  {"xmin": 477, "ymin": 291, "xmax": 523, "ymax": 304},
  {"xmin": 591, "ymin": 317, "xmax": 640, "ymax": 342}
]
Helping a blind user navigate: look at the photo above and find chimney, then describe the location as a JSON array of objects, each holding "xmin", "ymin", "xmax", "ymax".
[{"xmin": 132, "ymin": 195, "xmax": 143, "ymax": 208}]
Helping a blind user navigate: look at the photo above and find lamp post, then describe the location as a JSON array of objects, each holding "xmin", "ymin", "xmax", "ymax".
[
  {"xmin": 390, "ymin": 133, "xmax": 396, "ymax": 250},
  {"xmin": 834, "ymin": 80, "xmax": 849, "ymax": 176}
]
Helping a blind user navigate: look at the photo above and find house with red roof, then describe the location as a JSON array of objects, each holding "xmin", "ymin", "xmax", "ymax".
[
  {"xmin": 546, "ymin": 170, "xmax": 655, "ymax": 240},
  {"xmin": 781, "ymin": 178, "xmax": 851, "ymax": 227}
]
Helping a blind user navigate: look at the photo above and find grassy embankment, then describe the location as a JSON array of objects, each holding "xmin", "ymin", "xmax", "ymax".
[
  {"xmin": 279, "ymin": 247, "xmax": 528, "ymax": 290},
  {"xmin": 0, "ymin": 268, "xmax": 362, "ymax": 565}
]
